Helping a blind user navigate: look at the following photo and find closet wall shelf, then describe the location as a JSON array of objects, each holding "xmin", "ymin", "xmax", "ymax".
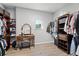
[{"xmin": 10, "ymin": 19, "xmax": 16, "ymax": 46}]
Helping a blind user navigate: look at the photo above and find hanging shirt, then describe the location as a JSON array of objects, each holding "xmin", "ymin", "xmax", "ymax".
[
  {"xmin": 0, "ymin": 39, "xmax": 7, "ymax": 49},
  {"xmin": 64, "ymin": 15, "xmax": 72, "ymax": 34},
  {"xmin": 64, "ymin": 17, "xmax": 68, "ymax": 33},
  {"xmin": 76, "ymin": 45, "xmax": 79, "ymax": 55},
  {"xmin": 2, "ymin": 18, "xmax": 7, "ymax": 35},
  {"xmin": 74, "ymin": 12, "xmax": 79, "ymax": 35},
  {"xmin": 0, "ymin": 19, "xmax": 3, "ymax": 35},
  {"xmin": 70, "ymin": 37, "xmax": 76, "ymax": 56},
  {"xmin": 3, "ymin": 18, "xmax": 7, "ymax": 28},
  {"xmin": 0, "ymin": 47, "xmax": 2, "ymax": 56},
  {"xmin": 0, "ymin": 40, "xmax": 4, "ymax": 49},
  {"xmin": 2, "ymin": 39, "xmax": 7, "ymax": 49},
  {"xmin": 69, "ymin": 16, "xmax": 75, "ymax": 34}
]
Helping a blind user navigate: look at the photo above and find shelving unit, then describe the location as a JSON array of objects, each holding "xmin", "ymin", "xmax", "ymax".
[
  {"xmin": 57, "ymin": 14, "xmax": 73, "ymax": 54},
  {"xmin": 10, "ymin": 19, "xmax": 16, "ymax": 45},
  {"xmin": 0, "ymin": 9, "xmax": 11, "ymax": 50},
  {"xmin": 3, "ymin": 10, "xmax": 10, "ymax": 50},
  {"xmin": 0, "ymin": 7, "xmax": 16, "ymax": 50},
  {"xmin": 0, "ymin": 7, "xmax": 4, "ymax": 37}
]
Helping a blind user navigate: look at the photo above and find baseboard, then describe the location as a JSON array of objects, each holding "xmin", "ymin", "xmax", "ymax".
[{"xmin": 35, "ymin": 41, "xmax": 54, "ymax": 45}]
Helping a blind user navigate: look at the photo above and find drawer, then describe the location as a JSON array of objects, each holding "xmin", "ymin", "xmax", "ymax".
[{"xmin": 58, "ymin": 34, "xmax": 67, "ymax": 41}]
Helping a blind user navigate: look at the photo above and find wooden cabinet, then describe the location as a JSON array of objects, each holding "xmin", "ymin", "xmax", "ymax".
[
  {"xmin": 16, "ymin": 34, "xmax": 35, "ymax": 48},
  {"xmin": 57, "ymin": 14, "xmax": 73, "ymax": 54}
]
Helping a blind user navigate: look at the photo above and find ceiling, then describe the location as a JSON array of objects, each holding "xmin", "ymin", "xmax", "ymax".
[{"xmin": 3, "ymin": 3, "xmax": 68, "ymax": 13}]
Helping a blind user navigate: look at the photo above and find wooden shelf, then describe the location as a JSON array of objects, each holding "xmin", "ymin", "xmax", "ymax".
[
  {"xmin": 10, "ymin": 19, "xmax": 16, "ymax": 46},
  {"xmin": 58, "ymin": 44, "xmax": 67, "ymax": 50},
  {"xmin": 59, "ymin": 28, "xmax": 64, "ymax": 30}
]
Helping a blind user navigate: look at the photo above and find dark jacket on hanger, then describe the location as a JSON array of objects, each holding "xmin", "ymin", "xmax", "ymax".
[{"xmin": 74, "ymin": 12, "xmax": 79, "ymax": 35}]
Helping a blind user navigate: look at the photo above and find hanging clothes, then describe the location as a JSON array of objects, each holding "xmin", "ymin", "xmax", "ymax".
[
  {"xmin": 69, "ymin": 12, "xmax": 78, "ymax": 35},
  {"xmin": 72, "ymin": 12, "xmax": 79, "ymax": 56},
  {"xmin": 64, "ymin": 14, "xmax": 72, "ymax": 34},
  {"xmin": 74, "ymin": 12, "xmax": 79, "ymax": 35},
  {"xmin": 70, "ymin": 36, "xmax": 76, "ymax": 56},
  {"xmin": 70, "ymin": 35, "xmax": 79, "ymax": 56},
  {"xmin": 0, "ymin": 18, "xmax": 3, "ymax": 35},
  {"xmin": 0, "ymin": 40, "xmax": 5, "ymax": 56},
  {"xmin": 70, "ymin": 13, "xmax": 79, "ymax": 56},
  {"xmin": 0, "ymin": 40, "xmax": 4, "ymax": 49},
  {"xmin": 70, "ymin": 12, "xmax": 79, "ymax": 56},
  {"xmin": 76, "ymin": 45, "xmax": 79, "ymax": 55},
  {"xmin": 69, "ymin": 16, "xmax": 75, "ymax": 34},
  {"xmin": 3, "ymin": 18, "xmax": 7, "ymax": 28},
  {"xmin": 2, "ymin": 39, "xmax": 7, "ymax": 49},
  {"xmin": 46, "ymin": 22, "xmax": 54, "ymax": 34},
  {"xmin": 46, "ymin": 24, "xmax": 50, "ymax": 33},
  {"xmin": 64, "ymin": 17, "xmax": 68, "ymax": 33},
  {"xmin": 0, "ymin": 42, "xmax": 3, "ymax": 56},
  {"xmin": 0, "ymin": 47, "xmax": 2, "ymax": 56},
  {"xmin": 63, "ymin": 12, "xmax": 79, "ymax": 55}
]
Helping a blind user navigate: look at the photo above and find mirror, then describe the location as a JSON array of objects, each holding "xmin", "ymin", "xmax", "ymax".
[{"xmin": 21, "ymin": 23, "xmax": 31, "ymax": 35}]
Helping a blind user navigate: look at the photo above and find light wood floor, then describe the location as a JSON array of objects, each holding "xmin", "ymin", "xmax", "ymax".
[{"xmin": 6, "ymin": 43, "xmax": 68, "ymax": 56}]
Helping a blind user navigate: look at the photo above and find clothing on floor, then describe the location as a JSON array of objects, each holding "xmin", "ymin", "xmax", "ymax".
[{"xmin": 12, "ymin": 40, "xmax": 16, "ymax": 48}]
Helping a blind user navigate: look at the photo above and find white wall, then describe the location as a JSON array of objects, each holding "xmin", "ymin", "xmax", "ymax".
[
  {"xmin": 0, "ymin": 4, "xmax": 16, "ymax": 19},
  {"xmin": 0, "ymin": 4, "xmax": 5, "ymax": 9},
  {"xmin": 53, "ymin": 4, "xmax": 79, "ymax": 20},
  {"xmin": 6, "ymin": 8, "xmax": 16, "ymax": 19},
  {"xmin": 16, "ymin": 8, "xmax": 54, "ymax": 44}
]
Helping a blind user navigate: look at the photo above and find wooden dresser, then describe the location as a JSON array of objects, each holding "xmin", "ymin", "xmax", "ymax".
[{"xmin": 16, "ymin": 34, "xmax": 35, "ymax": 47}]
